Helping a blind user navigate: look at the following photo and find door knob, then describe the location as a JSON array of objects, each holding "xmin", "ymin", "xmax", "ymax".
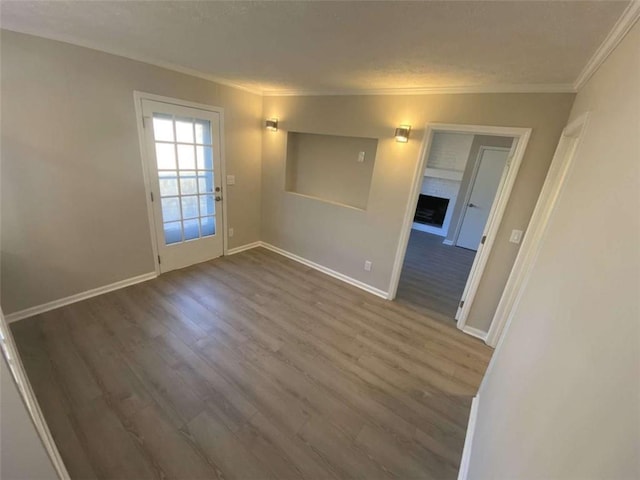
[
  {"xmin": 215, "ymin": 196, "xmax": 222, "ymax": 202},
  {"xmin": 468, "ymin": 203, "xmax": 477, "ymax": 208}
]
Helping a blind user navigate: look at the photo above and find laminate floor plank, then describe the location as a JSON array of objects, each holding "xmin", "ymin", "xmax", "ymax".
[
  {"xmin": 187, "ymin": 409, "xmax": 276, "ymax": 480},
  {"xmin": 11, "ymin": 319, "xmax": 100, "ymax": 479},
  {"xmin": 396, "ymin": 230, "xmax": 476, "ymax": 319},
  {"xmin": 218, "ymin": 255, "xmax": 482, "ymax": 402},
  {"xmin": 71, "ymin": 397, "xmax": 157, "ymax": 480},
  {"xmin": 12, "ymin": 247, "xmax": 492, "ymax": 480}
]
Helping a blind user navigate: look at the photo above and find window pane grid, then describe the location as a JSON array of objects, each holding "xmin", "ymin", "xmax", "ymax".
[
  {"xmin": 155, "ymin": 140, "xmax": 213, "ymax": 147},
  {"xmin": 173, "ymin": 117, "xmax": 185, "ymax": 242},
  {"xmin": 157, "ymin": 169, "xmax": 213, "ymax": 172},
  {"xmin": 153, "ymin": 113, "xmax": 216, "ymax": 245}
]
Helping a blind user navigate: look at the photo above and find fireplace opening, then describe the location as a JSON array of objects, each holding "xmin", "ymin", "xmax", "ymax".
[{"xmin": 414, "ymin": 194, "xmax": 449, "ymax": 227}]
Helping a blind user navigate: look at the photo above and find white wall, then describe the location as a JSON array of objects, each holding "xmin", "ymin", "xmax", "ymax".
[{"xmin": 467, "ymin": 20, "xmax": 640, "ymax": 479}]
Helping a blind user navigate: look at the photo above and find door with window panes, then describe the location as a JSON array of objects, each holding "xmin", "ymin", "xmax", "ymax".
[{"xmin": 141, "ymin": 99, "xmax": 223, "ymax": 272}]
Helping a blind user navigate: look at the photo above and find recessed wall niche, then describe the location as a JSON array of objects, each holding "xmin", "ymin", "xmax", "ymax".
[{"xmin": 285, "ymin": 132, "xmax": 378, "ymax": 210}]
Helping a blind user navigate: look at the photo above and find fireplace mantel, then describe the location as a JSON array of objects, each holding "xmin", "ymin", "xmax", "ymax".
[{"xmin": 424, "ymin": 167, "xmax": 463, "ymax": 182}]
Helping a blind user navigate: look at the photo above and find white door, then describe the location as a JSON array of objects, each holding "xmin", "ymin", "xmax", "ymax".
[
  {"xmin": 141, "ymin": 99, "xmax": 224, "ymax": 272},
  {"xmin": 457, "ymin": 147, "xmax": 509, "ymax": 250}
]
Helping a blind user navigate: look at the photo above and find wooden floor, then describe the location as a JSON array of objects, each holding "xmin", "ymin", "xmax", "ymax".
[
  {"xmin": 12, "ymin": 247, "xmax": 492, "ymax": 480},
  {"xmin": 396, "ymin": 231, "xmax": 476, "ymax": 320}
]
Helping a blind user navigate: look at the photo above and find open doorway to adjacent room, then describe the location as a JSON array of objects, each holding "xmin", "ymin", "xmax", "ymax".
[{"xmin": 389, "ymin": 124, "xmax": 530, "ymax": 334}]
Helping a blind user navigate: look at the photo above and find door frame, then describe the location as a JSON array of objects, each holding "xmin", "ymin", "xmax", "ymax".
[
  {"xmin": 133, "ymin": 91, "xmax": 228, "ymax": 275},
  {"xmin": 486, "ymin": 112, "xmax": 590, "ymax": 347},
  {"xmin": 388, "ymin": 123, "xmax": 531, "ymax": 338},
  {"xmin": 452, "ymin": 145, "xmax": 512, "ymax": 248}
]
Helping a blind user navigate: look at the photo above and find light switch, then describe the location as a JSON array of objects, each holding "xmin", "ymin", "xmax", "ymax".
[
  {"xmin": 357, "ymin": 151, "xmax": 366, "ymax": 163},
  {"xmin": 226, "ymin": 175, "xmax": 236, "ymax": 185},
  {"xmin": 509, "ymin": 229, "xmax": 523, "ymax": 244}
]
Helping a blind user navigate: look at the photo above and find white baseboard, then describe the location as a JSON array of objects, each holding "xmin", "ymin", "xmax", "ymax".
[
  {"xmin": 442, "ymin": 239, "xmax": 454, "ymax": 246},
  {"xmin": 6, "ymin": 241, "xmax": 390, "ymax": 322},
  {"xmin": 462, "ymin": 325, "xmax": 488, "ymax": 341},
  {"xmin": 5, "ymin": 272, "xmax": 157, "ymax": 323},
  {"xmin": 458, "ymin": 395, "xmax": 480, "ymax": 480},
  {"xmin": 225, "ymin": 241, "xmax": 261, "ymax": 256},
  {"xmin": 260, "ymin": 242, "xmax": 389, "ymax": 300}
]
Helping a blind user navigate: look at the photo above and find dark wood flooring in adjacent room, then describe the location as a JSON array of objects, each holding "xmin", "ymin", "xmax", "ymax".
[
  {"xmin": 396, "ymin": 230, "xmax": 477, "ymax": 321},
  {"xmin": 11, "ymin": 247, "xmax": 492, "ymax": 480}
]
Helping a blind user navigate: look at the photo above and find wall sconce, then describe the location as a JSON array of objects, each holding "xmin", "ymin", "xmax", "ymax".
[
  {"xmin": 265, "ymin": 118, "xmax": 278, "ymax": 131},
  {"xmin": 394, "ymin": 125, "xmax": 411, "ymax": 143}
]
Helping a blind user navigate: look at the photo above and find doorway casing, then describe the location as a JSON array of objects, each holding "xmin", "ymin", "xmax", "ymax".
[
  {"xmin": 388, "ymin": 123, "xmax": 532, "ymax": 340},
  {"xmin": 486, "ymin": 112, "xmax": 589, "ymax": 347}
]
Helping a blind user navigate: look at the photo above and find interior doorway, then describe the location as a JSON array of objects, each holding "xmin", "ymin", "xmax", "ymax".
[{"xmin": 389, "ymin": 123, "xmax": 531, "ymax": 338}]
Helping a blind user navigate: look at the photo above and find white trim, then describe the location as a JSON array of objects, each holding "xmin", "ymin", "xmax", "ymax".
[
  {"xmin": 573, "ymin": 2, "xmax": 640, "ymax": 91},
  {"xmin": 135, "ymin": 91, "xmax": 229, "ymax": 114},
  {"xmin": 225, "ymin": 241, "xmax": 262, "ymax": 255},
  {"xmin": 5, "ymin": 272, "xmax": 157, "ymax": 323},
  {"xmin": 455, "ymin": 130, "xmax": 529, "ymax": 330},
  {"xmin": 133, "ymin": 92, "xmax": 161, "ymax": 276},
  {"xmin": 9, "ymin": 3, "xmax": 640, "ymax": 100},
  {"xmin": 1, "ymin": 28, "xmax": 262, "ymax": 96},
  {"xmin": 388, "ymin": 123, "xmax": 531, "ymax": 338},
  {"xmin": 218, "ymin": 111, "xmax": 230, "ymax": 257},
  {"xmin": 285, "ymin": 190, "xmax": 366, "ymax": 212},
  {"xmin": 0, "ymin": 28, "xmax": 574, "ymax": 98},
  {"xmin": 457, "ymin": 395, "xmax": 480, "ymax": 480},
  {"xmin": 424, "ymin": 167, "xmax": 464, "ymax": 182},
  {"xmin": 263, "ymin": 83, "xmax": 575, "ymax": 97},
  {"xmin": 133, "ymin": 91, "xmax": 229, "ymax": 267},
  {"xmin": 1, "ymin": 309, "xmax": 70, "ymax": 479},
  {"xmin": 442, "ymin": 239, "xmax": 454, "ymax": 246},
  {"xmin": 486, "ymin": 112, "xmax": 589, "ymax": 347},
  {"xmin": 462, "ymin": 326, "xmax": 488, "ymax": 342},
  {"xmin": 260, "ymin": 242, "xmax": 389, "ymax": 299}
]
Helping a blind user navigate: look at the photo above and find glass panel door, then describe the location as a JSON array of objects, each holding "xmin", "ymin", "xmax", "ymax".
[
  {"xmin": 141, "ymin": 99, "xmax": 223, "ymax": 272},
  {"xmin": 152, "ymin": 115, "xmax": 217, "ymax": 245}
]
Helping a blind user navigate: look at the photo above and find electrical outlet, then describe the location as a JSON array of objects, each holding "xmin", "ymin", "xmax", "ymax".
[
  {"xmin": 229, "ymin": 227, "xmax": 234, "ymax": 238},
  {"xmin": 364, "ymin": 260, "xmax": 372, "ymax": 272},
  {"xmin": 357, "ymin": 151, "xmax": 366, "ymax": 163},
  {"xmin": 509, "ymin": 229, "xmax": 523, "ymax": 244},
  {"xmin": 226, "ymin": 175, "xmax": 236, "ymax": 185}
]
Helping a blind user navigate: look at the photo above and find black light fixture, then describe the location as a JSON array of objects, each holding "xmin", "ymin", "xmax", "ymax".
[
  {"xmin": 394, "ymin": 125, "xmax": 411, "ymax": 143},
  {"xmin": 265, "ymin": 118, "xmax": 278, "ymax": 131}
]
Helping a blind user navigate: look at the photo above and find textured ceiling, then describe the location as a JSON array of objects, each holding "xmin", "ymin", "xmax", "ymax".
[{"xmin": 0, "ymin": 1, "xmax": 629, "ymax": 94}]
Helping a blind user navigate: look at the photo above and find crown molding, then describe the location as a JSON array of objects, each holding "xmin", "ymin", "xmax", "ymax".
[
  {"xmin": 3, "ymin": 26, "xmax": 578, "ymax": 97},
  {"xmin": 573, "ymin": 0, "xmax": 640, "ymax": 91},
  {"xmin": 262, "ymin": 83, "xmax": 576, "ymax": 97},
  {"xmin": 9, "ymin": 2, "xmax": 638, "ymax": 102},
  {"xmin": 1, "ymin": 28, "xmax": 264, "ymax": 96}
]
